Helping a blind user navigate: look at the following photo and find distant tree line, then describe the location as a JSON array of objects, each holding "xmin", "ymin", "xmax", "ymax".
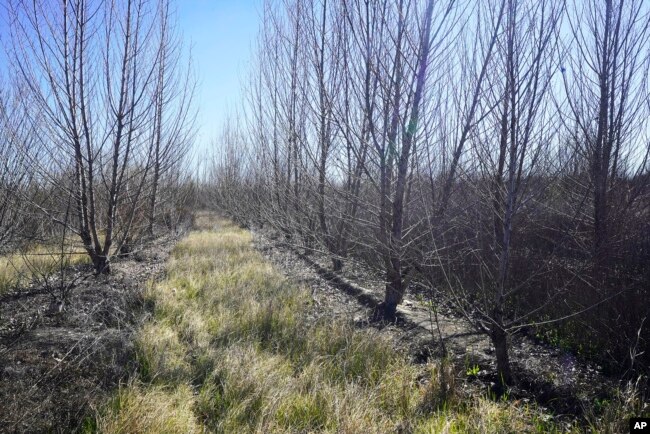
[
  {"xmin": 206, "ymin": 0, "xmax": 650, "ymax": 386},
  {"xmin": 0, "ymin": 0, "xmax": 196, "ymax": 274}
]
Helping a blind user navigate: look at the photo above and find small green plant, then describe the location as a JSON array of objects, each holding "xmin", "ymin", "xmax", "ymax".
[
  {"xmin": 466, "ymin": 364, "xmax": 480, "ymax": 377},
  {"xmin": 593, "ymin": 397, "xmax": 610, "ymax": 415}
]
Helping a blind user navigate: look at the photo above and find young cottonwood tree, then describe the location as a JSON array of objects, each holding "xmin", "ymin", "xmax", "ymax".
[
  {"xmin": 563, "ymin": 0, "xmax": 650, "ymax": 275},
  {"xmin": 0, "ymin": 85, "xmax": 31, "ymax": 253},
  {"xmin": 460, "ymin": 0, "xmax": 564, "ymax": 385},
  {"xmin": 145, "ymin": 0, "xmax": 196, "ymax": 236},
  {"xmin": 379, "ymin": 0, "xmax": 458, "ymax": 318},
  {"xmin": 557, "ymin": 0, "xmax": 650, "ymax": 372},
  {"xmin": 7, "ymin": 0, "xmax": 194, "ymax": 273}
]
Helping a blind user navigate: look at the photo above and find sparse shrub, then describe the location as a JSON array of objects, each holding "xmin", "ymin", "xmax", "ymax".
[{"xmin": 586, "ymin": 376, "xmax": 649, "ymax": 433}]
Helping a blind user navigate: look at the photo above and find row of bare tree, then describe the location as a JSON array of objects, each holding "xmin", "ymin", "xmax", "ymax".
[
  {"xmin": 0, "ymin": 0, "xmax": 195, "ymax": 275},
  {"xmin": 207, "ymin": 0, "xmax": 650, "ymax": 386}
]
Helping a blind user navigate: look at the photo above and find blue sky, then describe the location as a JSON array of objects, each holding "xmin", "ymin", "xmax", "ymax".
[
  {"xmin": 176, "ymin": 0, "xmax": 261, "ymax": 155},
  {"xmin": 0, "ymin": 0, "xmax": 260, "ymax": 155}
]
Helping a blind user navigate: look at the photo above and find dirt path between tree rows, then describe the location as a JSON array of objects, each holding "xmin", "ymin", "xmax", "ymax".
[{"xmin": 251, "ymin": 227, "xmax": 618, "ymax": 424}]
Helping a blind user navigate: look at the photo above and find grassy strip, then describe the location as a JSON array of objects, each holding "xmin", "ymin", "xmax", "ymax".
[{"xmin": 89, "ymin": 216, "xmax": 575, "ymax": 433}]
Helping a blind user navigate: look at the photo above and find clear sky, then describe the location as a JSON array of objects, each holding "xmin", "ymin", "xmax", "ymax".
[
  {"xmin": 0, "ymin": 1, "xmax": 260, "ymax": 157},
  {"xmin": 175, "ymin": 0, "xmax": 260, "ymax": 156}
]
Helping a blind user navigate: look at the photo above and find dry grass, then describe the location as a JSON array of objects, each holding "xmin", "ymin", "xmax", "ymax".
[
  {"xmin": 89, "ymin": 214, "xmax": 581, "ymax": 433},
  {"xmin": 0, "ymin": 243, "xmax": 90, "ymax": 294},
  {"xmin": 93, "ymin": 383, "xmax": 202, "ymax": 434}
]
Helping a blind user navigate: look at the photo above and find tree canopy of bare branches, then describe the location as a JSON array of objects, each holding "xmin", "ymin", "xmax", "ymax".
[
  {"xmin": 5, "ymin": 0, "xmax": 195, "ymax": 273},
  {"xmin": 208, "ymin": 0, "xmax": 650, "ymax": 387}
]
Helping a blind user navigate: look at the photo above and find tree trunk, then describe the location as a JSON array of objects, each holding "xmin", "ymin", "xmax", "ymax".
[
  {"xmin": 490, "ymin": 323, "xmax": 513, "ymax": 388},
  {"xmin": 383, "ymin": 257, "xmax": 403, "ymax": 319},
  {"xmin": 382, "ymin": 0, "xmax": 435, "ymax": 319},
  {"xmin": 92, "ymin": 253, "xmax": 110, "ymax": 274},
  {"xmin": 592, "ymin": 0, "xmax": 612, "ymax": 278}
]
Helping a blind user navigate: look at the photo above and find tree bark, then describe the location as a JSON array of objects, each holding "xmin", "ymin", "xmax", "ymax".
[{"xmin": 490, "ymin": 321, "xmax": 513, "ymax": 388}]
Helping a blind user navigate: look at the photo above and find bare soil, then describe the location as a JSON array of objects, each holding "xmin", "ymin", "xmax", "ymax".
[
  {"xmin": 251, "ymin": 227, "xmax": 618, "ymax": 427},
  {"xmin": 0, "ymin": 237, "xmax": 177, "ymax": 433}
]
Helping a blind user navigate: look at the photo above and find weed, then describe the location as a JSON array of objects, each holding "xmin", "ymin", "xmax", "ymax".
[{"xmin": 466, "ymin": 364, "xmax": 480, "ymax": 377}]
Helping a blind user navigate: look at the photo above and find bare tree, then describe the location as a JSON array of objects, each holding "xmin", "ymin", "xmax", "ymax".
[
  {"xmin": 145, "ymin": 0, "xmax": 196, "ymax": 236},
  {"xmin": 563, "ymin": 0, "xmax": 650, "ymax": 275},
  {"xmin": 379, "ymin": 0, "xmax": 458, "ymax": 318},
  {"xmin": 438, "ymin": 0, "xmax": 565, "ymax": 386},
  {"xmin": 0, "ymin": 83, "xmax": 31, "ymax": 253},
  {"xmin": 7, "ymin": 0, "xmax": 194, "ymax": 273},
  {"xmin": 208, "ymin": 0, "xmax": 650, "ymax": 382}
]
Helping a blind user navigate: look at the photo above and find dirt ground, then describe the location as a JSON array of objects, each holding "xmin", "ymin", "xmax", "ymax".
[
  {"xmin": 251, "ymin": 227, "xmax": 619, "ymax": 427},
  {"xmin": 0, "ymin": 237, "xmax": 176, "ymax": 433}
]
